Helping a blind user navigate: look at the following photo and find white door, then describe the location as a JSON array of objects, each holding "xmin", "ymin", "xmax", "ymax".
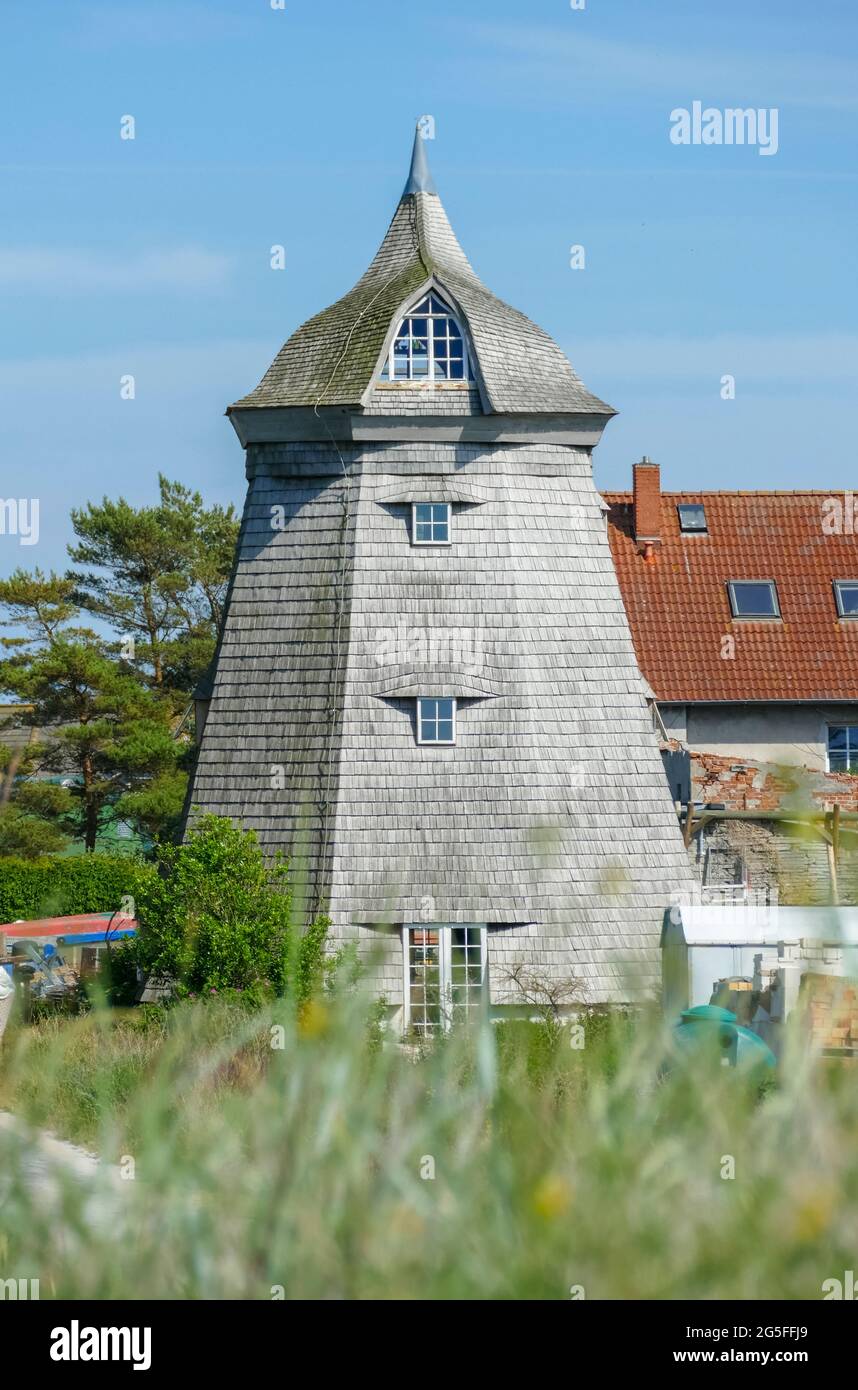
[{"xmin": 402, "ymin": 924, "xmax": 487, "ymax": 1035}]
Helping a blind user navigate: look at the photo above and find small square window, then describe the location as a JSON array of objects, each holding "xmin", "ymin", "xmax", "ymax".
[
  {"xmin": 833, "ymin": 581, "xmax": 858, "ymax": 618},
  {"xmin": 727, "ymin": 580, "xmax": 781, "ymax": 619},
  {"xmin": 412, "ymin": 502, "xmax": 451, "ymax": 545},
  {"xmin": 417, "ymin": 697, "xmax": 456, "ymax": 745},
  {"xmin": 678, "ymin": 503, "xmax": 707, "ymax": 533}
]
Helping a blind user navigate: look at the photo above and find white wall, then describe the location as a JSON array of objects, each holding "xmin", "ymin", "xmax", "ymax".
[{"xmin": 670, "ymin": 704, "xmax": 858, "ymax": 771}]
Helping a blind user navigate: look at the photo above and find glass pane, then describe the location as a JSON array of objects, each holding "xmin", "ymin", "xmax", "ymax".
[
  {"xmin": 449, "ymin": 360, "xmax": 464, "ymax": 379},
  {"xmin": 429, "ymin": 294, "xmax": 447, "ymax": 313},
  {"xmin": 678, "ymin": 503, "xmax": 707, "ymax": 531},
  {"xmin": 432, "ymin": 335, "xmax": 447, "ymax": 356},
  {"xmin": 437, "ymin": 699, "xmax": 454, "ymax": 720},
  {"xmin": 837, "ymin": 584, "xmax": 858, "ymax": 615},
  {"xmin": 411, "ymin": 319, "xmax": 427, "ymax": 337},
  {"xmin": 412, "ymin": 295, "xmax": 431, "ymax": 313},
  {"xmin": 393, "ymin": 357, "xmax": 408, "ymax": 378},
  {"xmin": 433, "ymin": 359, "xmax": 448, "ymax": 379},
  {"xmin": 432, "ymin": 521, "xmax": 449, "ymax": 541},
  {"xmin": 828, "ymin": 728, "xmax": 847, "ymax": 751},
  {"xmin": 437, "ymin": 721, "xmax": 453, "ymax": 741},
  {"xmin": 415, "ymin": 504, "xmax": 432, "ymax": 524},
  {"xmin": 731, "ymin": 582, "xmax": 777, "ymax": 617},
  {"xmin": 412, "ymin": 356, "xmax": 429, "ymax": 378}
]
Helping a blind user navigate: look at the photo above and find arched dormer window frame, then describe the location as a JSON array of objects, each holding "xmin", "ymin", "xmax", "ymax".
[{"xmin": 379, "ymin": 290, "xmax": 474, "ymax": 384}]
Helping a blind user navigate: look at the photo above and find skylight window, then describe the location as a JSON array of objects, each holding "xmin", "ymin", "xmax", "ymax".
[
  {"xmin": 412, "ymin": 502, "xmax": 451, "ymax": 545},
  {"xmin": 417, "ymin": 697, "xmax": 456, "ymax": 745},
  {"xmin": 379, "ymin": 293, "xmax": 473, "ymax": 383},
  {"xmin": 677, "ymin": 503, "xmax": 707, "ymax": 533},
  {"xmin": 727, "ymin": 580, "xmax": 781, "ymax": 620},
  {"xmin": 833, "ymin": 581, "xmax": 858, "ymax": 618}
]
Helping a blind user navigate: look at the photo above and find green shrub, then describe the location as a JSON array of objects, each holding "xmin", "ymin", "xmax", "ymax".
[
  {"xmin": 133, "ymin": 814, "xmax": 327, "ymax": 997},
  {"xmin": 0, "ymin": 853, "xmax": 156, "ymax": 923}
]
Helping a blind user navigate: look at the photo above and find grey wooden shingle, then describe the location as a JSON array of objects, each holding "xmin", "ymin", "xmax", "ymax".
[
  {"xmin": 186, "ymin": 131, "xmax": 695, "ymax": 1007},
  {"xmin": 231, "ymin": 131, "xmax": 614, "ymax": 420}
]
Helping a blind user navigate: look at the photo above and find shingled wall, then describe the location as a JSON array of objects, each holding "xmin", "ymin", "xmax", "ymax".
[{"xmin": 187, "ymin": 438, "xmax": 696, "ymax": 1006}]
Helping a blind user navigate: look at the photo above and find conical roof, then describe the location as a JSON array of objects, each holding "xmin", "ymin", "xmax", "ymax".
[{"xmin": 232, "ymin": 129, "xmax": 614, "ymax": 417}]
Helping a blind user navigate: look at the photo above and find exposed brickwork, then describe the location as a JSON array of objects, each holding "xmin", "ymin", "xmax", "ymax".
[
  {"xmin": 802, "ymin": 973, "xmax": 858, "ymax": 1052},
  {"xmin": 690, "ymin": 750, "xmax": 858, "ymax": 813},
  {"xmin": 632, "ymin": 461, "xmax": 662, "ymax": 542}
]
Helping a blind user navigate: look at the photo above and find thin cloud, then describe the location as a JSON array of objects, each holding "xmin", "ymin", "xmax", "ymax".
[
  {"xmin": 468, "ymin": 23, "xmax": 858, "ymax": 114},
  {"xmin": 571, "ymin": 331, "xmax": 858, "ymax": 388},
  {"xmin": 74, "ymin": 2, "xmax": 255, "ymax": 48},
  {"xmin": 0, "ymin": 247, "xmax": 232, "ymax": 293},
  {"xmin": 0, "ymin": 339, "xmax": 275, "ymax": 395}
]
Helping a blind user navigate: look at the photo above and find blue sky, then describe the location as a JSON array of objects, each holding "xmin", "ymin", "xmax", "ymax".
[{"xmin": 1, "ymin": 0, "xmax": 856, "ymax": 575}]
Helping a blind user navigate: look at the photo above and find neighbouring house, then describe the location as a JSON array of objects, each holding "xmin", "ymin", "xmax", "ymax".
[
  {"xmin": 606, "ymin": 462, "xmax": 858, "ymax": 905},
  {"xmin": 186, "ymin": 127, "xmax": 696, "ymax": 1032},
  {"xmin": 664, "ymin": 904, "xmax": 858, "ymax": 1060}
]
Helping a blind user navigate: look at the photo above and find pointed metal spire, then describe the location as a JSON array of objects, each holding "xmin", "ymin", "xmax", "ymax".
[{"xmin": 402, "ymin": 122, "xmax": 437, "ymax": 196}]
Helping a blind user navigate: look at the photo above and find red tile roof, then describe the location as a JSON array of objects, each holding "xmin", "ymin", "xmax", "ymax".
[{"xmin": 604, "ymin": 490, "xmax": 858, "ymax": 703}]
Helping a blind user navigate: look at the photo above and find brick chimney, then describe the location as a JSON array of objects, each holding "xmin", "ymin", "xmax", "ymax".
[{"xmin": 633, "ymin": 457, "xmax": 661, "ymax": 545}]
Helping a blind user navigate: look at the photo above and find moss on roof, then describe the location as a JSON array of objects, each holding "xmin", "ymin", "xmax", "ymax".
[{"xmin": 231, "ymin": 136, "xmax": 614, "ymax": 419}]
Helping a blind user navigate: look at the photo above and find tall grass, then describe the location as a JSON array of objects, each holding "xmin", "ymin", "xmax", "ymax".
[{"xmin": 1, "ymin": 987, "xmax": 856, "ymax": 1300}]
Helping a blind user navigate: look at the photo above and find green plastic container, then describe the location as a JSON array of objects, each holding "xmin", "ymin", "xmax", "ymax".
[{"xmin": 671, "ymin": 1005, "xmax": 777, "ymax": 1075}]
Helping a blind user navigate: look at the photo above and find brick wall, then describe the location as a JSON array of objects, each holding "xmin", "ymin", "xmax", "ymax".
[
  {"xmin": 801, "ymin": 973, "xmax": 858, "ymax": 1053},
  {"xmin": 691, "ymin": 750, "xmax": 858, "ymax": 813}
]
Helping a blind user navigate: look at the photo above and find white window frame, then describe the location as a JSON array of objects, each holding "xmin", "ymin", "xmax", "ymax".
[
  {"xmin": 727, "ymin": 579, "xmax": 781, "ymax": 620},
  {"xmin": 411, "ymin": 501, "xmax": 452, "ymax": 546},
  {"xmin": 833, "ymin": 580, "xmax": 858, "ymax": 619},
  {"xmin": 417, "ymin": 696, "xmax": 456, "ymax": 745},
  {"xmin": 826, "ymin": 724, "xmax": 858, "ymax": 773},
  {"xmin": 401, "ymin": 924, "xmax": 488, "ymax": 1035},
  {"xmin": 379, "ymin": 293, "xmax": 473, "ymax": 383}
]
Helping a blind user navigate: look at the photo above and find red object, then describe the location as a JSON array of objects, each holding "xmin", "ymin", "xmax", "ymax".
[
  {"xmin": 0, "ymin": 912, "xmax": 136, "ymax": 938},
  {"xmin": 632, "ymin": 459, "xmax": 662, "ymax": 543},
  {"xmin": 605, "ymin": 488, "xmax": 858, "ymax": 702}
]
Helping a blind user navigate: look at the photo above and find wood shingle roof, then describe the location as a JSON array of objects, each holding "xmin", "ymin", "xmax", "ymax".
[{"xmin": 231, "ymin": 129, "xmax": 614, "ymax": 419}]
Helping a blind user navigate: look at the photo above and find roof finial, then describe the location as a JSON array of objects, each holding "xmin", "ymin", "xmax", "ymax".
[{"xmin": 403, "ymin": 120, "xmax": 437, "ymax": 196}]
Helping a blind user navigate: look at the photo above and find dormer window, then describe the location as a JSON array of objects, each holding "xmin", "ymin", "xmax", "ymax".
[
  {"xmin": 379, "ymin": 293, "xmax": 473, "ymax": 382},
  {"xmin": 412, "ymin": 502, "xmax": 451, "ymax": 545}
]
